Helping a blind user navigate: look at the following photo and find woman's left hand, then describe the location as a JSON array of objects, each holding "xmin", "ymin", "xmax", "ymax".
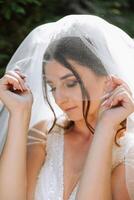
[{"xmin": 98, "ymin": 75, "xmax": 134, "ymax": 128}]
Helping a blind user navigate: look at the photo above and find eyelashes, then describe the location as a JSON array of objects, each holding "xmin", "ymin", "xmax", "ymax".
[
  {"xmin": 49, "ymin": 80, "xmax": 79, "ymax": 92},
  {"xmin": 66, "ymin": 80, "xmax": 79, "ymax": 87}
]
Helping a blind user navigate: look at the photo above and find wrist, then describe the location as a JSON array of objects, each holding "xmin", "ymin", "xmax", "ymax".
[
  {"xmin": 96, "ymin": 117, "xmax": 119, "ymax": 131},
  {"xmin": 95, "ymin": 121, "xmax": 118, "ymax": 141},
  {"xmin": 9, "ymin": 104, "xmax": 32, "ymax": 116},
  {"xmin": 9, "ymin": 107, "xmax": 32, "ymax": 123},
  {"xmin": 9, "ymin": 110, "xmax": 31, "ymax": 132}
]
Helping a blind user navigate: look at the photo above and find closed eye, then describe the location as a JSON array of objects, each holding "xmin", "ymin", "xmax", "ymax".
[
  {"xmin": 49, "ymin": 80, "xmax": 79, "ymax": 92},
  {"xmin": 66, "ymin": 80, "xmax": 79, "ymax": 87}
]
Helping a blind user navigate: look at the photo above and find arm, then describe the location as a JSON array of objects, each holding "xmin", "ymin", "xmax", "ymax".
[
  {"xmin": 76, "ymin": 75, "xmax": 134, "ymax": 200},
  {"xmin": 112, "ymin": 163, "xmax": 130, "ymax": 200},
  {"xmin": 27, "ymin": 121, "xmax": 47, "ymax": 200},
  {"xmin": 0, "ymin": 70, "xmax": 33, "ymax": 200},
  {"xmin": 27, "ymin": 143, "xmax": 46, "ymax": 200},
  {"xmin": 76, "ymin": 123, "xmax": 116, "ymax": 200},
  {"xmin": 0, "ymin": 111, "xmax": 31, "ymax": 200}
]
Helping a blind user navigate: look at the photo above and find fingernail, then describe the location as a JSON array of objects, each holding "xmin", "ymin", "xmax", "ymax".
[
  {"xmin": 20, "ymin": 82, "xmax": 25, "ymax": 91},
  {"xmin": 13, "ymin": 87, "xmax": 17, "ymax": 91},
  {"xmin": 101, "ymin": 100, "xmax": 108, "ymax": 107},
  {"xmin": 102, "ymin": 92, "xmax": 110, "ymax": 98},
  {"xmin": 110, "ymin": 102, "xmax": 113, "ymax": 108},
  {"xmin": 19, "ymin": 85, "xmax": 23, "ymax": 92},
  {"xmin": 104, "ymin": 99, "xmax": 111, "ymax": 106}
]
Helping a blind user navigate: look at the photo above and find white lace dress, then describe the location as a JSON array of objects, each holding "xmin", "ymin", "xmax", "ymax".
[{"xmin": 34, "ymin": 126, "xmax": 131, "ymax": 200}]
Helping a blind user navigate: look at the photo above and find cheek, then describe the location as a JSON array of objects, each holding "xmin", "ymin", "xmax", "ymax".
[
  {"xmin": 67, "ymin": 87, "xmax": 83, "ymax": 101},
  {"xmin": 82, "ymin": 87, "xmax": 101, "ymax": 114},
  {"xmin": 65, "ymin": 106, "xmax": 83, "ymax": 121},
  {"xmin": 89, "ymin": 99, "xmax": 101, "ymax": 115}
]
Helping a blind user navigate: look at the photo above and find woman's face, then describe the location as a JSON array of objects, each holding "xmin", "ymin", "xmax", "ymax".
[{"xmin": 45, "ymin": 59, "xmax": 107, "ymax": 122}]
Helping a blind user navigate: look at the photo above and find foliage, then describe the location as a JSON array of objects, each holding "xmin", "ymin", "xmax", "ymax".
[{"xmin": 0, "ymin": 0, "xmax": 134, "ymax": 77}]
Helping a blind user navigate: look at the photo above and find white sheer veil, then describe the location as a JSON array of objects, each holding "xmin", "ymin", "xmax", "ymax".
[{"xmin": 0, "ymin": 15, "xmax": 134, "ymax": 198}]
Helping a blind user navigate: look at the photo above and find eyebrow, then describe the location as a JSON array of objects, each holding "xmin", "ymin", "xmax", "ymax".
[{"xmin": 46, "ymin": 73, "xmax": 74, "ymax": 83}]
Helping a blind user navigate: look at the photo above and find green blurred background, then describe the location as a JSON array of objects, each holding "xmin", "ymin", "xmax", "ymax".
[{"xmin": 0, "ymin": 0, "xmax": 134, "ymax": 77}]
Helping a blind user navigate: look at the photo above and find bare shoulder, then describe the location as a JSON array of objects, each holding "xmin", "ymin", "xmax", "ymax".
[
  {"xmin": 111, "ymin": 163, "xmax": 130, "ymax": 200},
  {"xmin": 27, "ymin": 120, "xmax": 48, "ymax": 200}
]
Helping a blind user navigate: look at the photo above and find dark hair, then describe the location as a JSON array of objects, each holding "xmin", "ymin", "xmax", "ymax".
[{"xmin": 42, "ymin": 36, "xmax": 126, "ymax": 146}]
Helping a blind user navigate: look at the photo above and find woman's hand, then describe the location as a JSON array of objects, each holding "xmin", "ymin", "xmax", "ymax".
[
  {"xmin": 98, "ymin": 75, "xmax": 134, "ymax": 129},
  {"xmin": 0, "ymin": 69, "xmax": 33, "ymax": 114}
]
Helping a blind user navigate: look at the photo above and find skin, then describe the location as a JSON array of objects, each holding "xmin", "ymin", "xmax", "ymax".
[
  {"xmin": 0, "ymin": 59, "xmax": 134, "ymax": 199},
  {"xmin": 0, "ymin": 69, "xmax": 33, "ymax": 199},
  {"xmin": 45, "ymin": 59, "xmax": 107, "ymax": 137},
  {"xmin": 44, "ymin": 59, "xmax": 133, "ymax": 200}
]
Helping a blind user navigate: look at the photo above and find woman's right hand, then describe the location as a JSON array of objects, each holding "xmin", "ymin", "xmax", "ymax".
[{"xmin": 0, "ymin": 69, "xmax": 33, "ymax": 114}]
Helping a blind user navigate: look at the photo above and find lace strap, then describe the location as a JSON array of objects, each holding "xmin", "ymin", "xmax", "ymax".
[{"xmin": 27, "ymin": 127, "xmax": 47, "ymax": 146}]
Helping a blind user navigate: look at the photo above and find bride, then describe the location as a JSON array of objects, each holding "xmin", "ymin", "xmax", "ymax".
[{"xmin": 0, "ymin": 15, "xmax": 134, "ymax": 200}]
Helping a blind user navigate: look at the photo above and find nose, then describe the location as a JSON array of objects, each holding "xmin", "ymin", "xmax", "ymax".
[{"xmin": 54, "ymin": 88, "xmax": 68, "ymax": 106}]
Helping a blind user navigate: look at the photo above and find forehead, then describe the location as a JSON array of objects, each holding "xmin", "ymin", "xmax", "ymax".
[
  {"xmin": 44, "ymin": 59, "xmax": 96, "ymax": 81},
  {"xmin": 44, "ymin": 60, "xmax": 72, "ymax": 80}
]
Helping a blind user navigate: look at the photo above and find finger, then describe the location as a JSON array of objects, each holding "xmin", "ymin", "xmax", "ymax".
[
  {"xmin": 111, "ymin": 75, "xmax": 124, "ymax": 85},
  {"xmin": 6, "ymin": 71, "xmax": 27, "ymax": 91},
  {"xmin": 111, "ymin": 76, "xmax": 132, "ymax": 95},
  {"xmin": 110, "ymin": 84, "xmax": 132, "ymax": 98},
  {"xmin": 100, "ymin": 92, "xmax": 111, "ymax": 104},
  {"xmin": 14, "ymin": 68, "xmax": 24, "ymax": 74},
  {"xmin": 6, "ymin": 71, "xmax": 25, "ymax": 89},
  {"xmin": 16, "ymin": 71, "xmax": 29, "ymax": 90},
  {"xmin": 105, "ymin": 75, "xmax": 131, "ymax": 95},
  {"xmin": 14, "ymin": 69, "xmax": 27, "ymax": 79},
  {"xmin": 117, "ymin": 84, "xmax": 132, "ymax": 96},
  {"xmin": 104, "ymin": 76, "xmax": 117, "ymax": 94},
  {"xmin": 110, "ymin": 92, "xmax": 132, "ymax": 109},
  {"xmin": 101, "ymin": 87, "xmax": 127, "ymax": 107},
  {"xmin": 101, "ymin": 85, "xmax": 125, "ymax": 105},
  {"xmin": 3, "ymin": 74, "xmax": 23, "ymax": 91},
  {"xmin": 106, "ymin": 90, "xmax": 131, "ymax": 108},
  {"xmin": 14, "ymin": 69, "xmax": 28, "ymax": 85}
]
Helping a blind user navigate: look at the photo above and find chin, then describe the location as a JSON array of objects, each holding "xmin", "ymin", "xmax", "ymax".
[
  {"xmin": 64, "ymin": 107, "xmax": 84, "ymax": 121},
  {"xmin": 66, "ymin": 113, "xmax": 83, "ymax": 122}
]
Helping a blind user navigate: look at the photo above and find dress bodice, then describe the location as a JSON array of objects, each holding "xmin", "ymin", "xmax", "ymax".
[
  {"xmin": 34, "ymin": 125, "xmax": 128, "ymax": 200},
  {"xmin": 34, "ymin": 126, "xmax": 79, "ymax": 200}
]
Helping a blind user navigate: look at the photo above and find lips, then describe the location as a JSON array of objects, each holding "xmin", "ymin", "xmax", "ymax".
[{"xmin": 64, "ymin": 106, "xmax": 77, "ymax": 112}]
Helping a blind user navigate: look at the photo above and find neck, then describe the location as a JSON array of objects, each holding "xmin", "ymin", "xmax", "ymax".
[{"xmin": 73, "ymin": 115, "xmax": 97, "ymax": 140}]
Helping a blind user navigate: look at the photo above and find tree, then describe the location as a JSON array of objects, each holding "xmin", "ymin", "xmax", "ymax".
[{"xmin": 0, "ymin": 0, "xmax": 134, "ymax": 77}]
